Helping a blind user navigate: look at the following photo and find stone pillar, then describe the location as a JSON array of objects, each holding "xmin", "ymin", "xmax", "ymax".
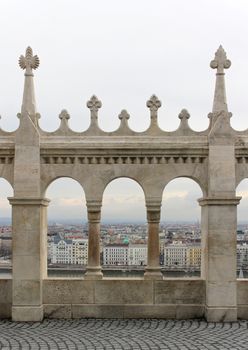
[
  {"xmin": 199, "ymin": 197, "xmax": 240, "ymax": 322},
  {"xmin": 84, "ymin": 201, "xmax": 103, "ymax": 280},
  {"xmin": 9, "ymin": 197, "xmax": 49, "ymax": 321},
  {"xmin": 144, "ymin": 202, "xmax": 163, "ymax": 280}
]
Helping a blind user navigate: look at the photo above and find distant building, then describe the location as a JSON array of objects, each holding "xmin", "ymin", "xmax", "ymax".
[
  {"xmin": 187, "ymin": 244, "xmax": 201, "ymax": 268},
  {"xmin": 103, "ymin": 244, "xmax": 129, "ymax": 265},
  {"xmin": 237, "ymin": 243, "xmax": 248, "ymax": 270},
  {"xmin": 164, "ymin": 242, "xmax": 201, "ymax": 269},
  {"xmin": 50, "ymin": 237, "xmax": 88, "ymax": 265},
  {"xmin": 128, "ymin": 244, "xmax": 147, "ymax": 266},
  {"xmin": 164, "ymin": 242, "xmax": 188, "ymax": 268}
]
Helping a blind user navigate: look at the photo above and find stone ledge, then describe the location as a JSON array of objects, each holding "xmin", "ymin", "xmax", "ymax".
[{"xmin": 43, "ymin": 303, "xmax": 205, "ymax": 319}]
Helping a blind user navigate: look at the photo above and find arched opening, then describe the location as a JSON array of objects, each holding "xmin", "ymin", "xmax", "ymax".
[
  {"xmin": 101, "ymin": 178, "xmax": 146, "ymax": 277},
  {"xmin": 0, "ymin": 178, "xmax": 13, "ymax": 278},
  {"xmin": 45, "ymin": 178, "xmax": 87, "ymax": 277},
  {"xmin": 236, "ymin": 179, "xmax": 248, "ymax": 278},
  {"xmin": 161, "ymin": 178, "xmax": 202, "ymax": 277}
]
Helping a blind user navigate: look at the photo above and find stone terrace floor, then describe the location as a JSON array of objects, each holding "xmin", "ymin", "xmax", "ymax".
[{"xmin": 0, "ymin": 319, "xmax": 248, "ymax": 349}]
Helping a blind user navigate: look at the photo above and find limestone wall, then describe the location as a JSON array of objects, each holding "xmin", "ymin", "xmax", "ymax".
[{"xmin": 2, "ymin": 278, "xmax": 248, "ymax": 319}]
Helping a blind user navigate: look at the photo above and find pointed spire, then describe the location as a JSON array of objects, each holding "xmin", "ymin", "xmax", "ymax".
[
  {"xmin": 19, "ymin": 47, "xmax": 40, "ymax": 125},
  {"xmin": 210, "ymin": 45, "xmax": 231, "ymax": 113}
]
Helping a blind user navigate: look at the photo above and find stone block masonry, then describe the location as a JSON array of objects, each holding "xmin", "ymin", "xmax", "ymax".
[{"xmin": 0, "ymin": 46, "xmax": 247, "ymax": 321}]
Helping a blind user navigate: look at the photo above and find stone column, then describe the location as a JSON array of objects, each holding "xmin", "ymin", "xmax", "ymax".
[
  {"xmin": 9, "ymin": 197, "xmax": 49, "ymax": 321},
  {"xmin": 144, "ymin": 201, "xmax": 163, "ymax": 280},
  {"xmin": 202, "ymin": 46, "xmax": 239, "ymax": 321},
  {"xmin": 199, "ymin": 197, "xmax": 240, "ymax": 322},
  {"xmin": 84, "ymin": 201, "xmax": 103, "ymax": 280}
]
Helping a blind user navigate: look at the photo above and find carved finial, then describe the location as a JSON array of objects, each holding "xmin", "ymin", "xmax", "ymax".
[
  {"xmin": 59, "ymin": 109, "xmax": 70, "ymax": 120},
  {"xmin": 146, "ymin": 95, "xmax": 161, "ymax": 119},
  {"xmin": 179, "ymin": 109, "xmax": 190, "ymax": 120},
  {"xmin": 118, "ymin": 109, "xmax": 130, "ymax": 120},
  {"xmin": 210, "ymin": 45, "xmax": 231, "ymax": 74},
  {"xmin": 87, "ymin": 95, "xmax": 102, "ymax": 116},
  {"xmin": 86, "ymin": 95, "xmax": 102, "ymax": 129},
  {"xmin": 19, "ymin": 47, "xmax": 39, "ymax": 75}
]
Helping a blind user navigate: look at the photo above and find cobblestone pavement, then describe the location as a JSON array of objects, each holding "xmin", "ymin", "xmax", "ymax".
[{"xmin": 0, "ymin": 319, "xmax": 247, "ymax": 349}]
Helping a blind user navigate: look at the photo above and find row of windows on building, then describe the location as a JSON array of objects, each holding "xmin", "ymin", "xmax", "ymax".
[{"xmin": 48, "ymin": 238, "xmax": 248, "ymax": 269}]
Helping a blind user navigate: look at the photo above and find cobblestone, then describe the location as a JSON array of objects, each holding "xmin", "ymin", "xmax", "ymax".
[{"xmin": 0, "ymin": 319, "xmax": 247, "ymax": 349}]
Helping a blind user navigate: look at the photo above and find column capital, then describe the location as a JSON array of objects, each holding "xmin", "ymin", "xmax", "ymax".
[
  {"xmin": 146, "ymin": 201, "xmax": 161, "ymax": 223},
  {"xmin": 87, "ymin": 200, "xmax": 102, "ymax": 223},
  {"xmin": 146, "ymin": 199, "xmax": 161, "ymax": 210},
  {"xmin": 198, "ymin": 196, "xmax": 241, "ymax": 206},
  {"xmin": 8, "ymin": 197, "xmax": 50, "ymax": 206},
  {"xmin": 86, "ymin": 200, "xmax": 102, "ymax": 212}
]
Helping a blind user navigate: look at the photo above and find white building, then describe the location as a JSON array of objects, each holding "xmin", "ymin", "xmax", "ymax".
[
  {"xmin": 50, "ymin": 237, "xmax": 88, "ymax": 265},
  {"xmin": 103, "ymin": 244, "xmax": 129, "ymax": 265},
  {"xmin": 128, "ymin": 244, "xmax": 147, "ymax": 266},
  {"xmin": 164, "ymin": 242, "xmax": 188, "ymax": 268},
  {"xmin": 103, "ymin": 243, "xmax": 148, "ymax": 266}
]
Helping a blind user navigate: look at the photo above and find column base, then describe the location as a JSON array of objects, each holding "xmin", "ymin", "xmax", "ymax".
[
  {"xmin": 144, "ymin": 267, "xmax": 163, "ymax": 280},
  {"xmin": 12, "ymin": 305, "xmax": 44, "ymax": 322},
  {"xmin": 84, "ymin": 266, "xmax": 103, "ymax": 280},
  {"xmin": 205, "ymin": 306, "xmax": 237, "ymax": 322}
]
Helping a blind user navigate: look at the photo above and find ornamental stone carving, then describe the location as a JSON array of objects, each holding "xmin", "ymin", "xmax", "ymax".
[{"xmin": 0, "ymin": 45, "xmax": 247, "ymax": 323}]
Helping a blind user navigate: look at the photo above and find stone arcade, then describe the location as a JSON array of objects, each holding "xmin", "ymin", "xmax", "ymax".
[{"xmin": 0, "ymin": 46, "xmax": 247, "ymax": 322}]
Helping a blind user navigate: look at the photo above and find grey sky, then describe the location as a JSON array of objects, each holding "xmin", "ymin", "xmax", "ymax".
[{"xmin": 0, "ymin": 1, "xmax": 248, "ymax": 221}]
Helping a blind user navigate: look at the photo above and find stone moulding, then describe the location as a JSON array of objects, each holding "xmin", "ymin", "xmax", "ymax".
[{"xmin": 1, "ymin": 46, "xmax": 248, "ymax": 322}]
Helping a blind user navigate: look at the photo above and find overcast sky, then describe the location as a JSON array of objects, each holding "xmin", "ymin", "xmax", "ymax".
[{"xmin": 0, "ymin": 0, "xmax": 248, "ymax": 222}]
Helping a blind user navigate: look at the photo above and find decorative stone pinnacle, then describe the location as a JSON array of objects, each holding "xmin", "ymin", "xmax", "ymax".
[
  {"xmin": 210, "ymin": 46, "xmax": 230, "ymax": 114},
  {"xmin": 146, "ymin": 95, "xmax": 161, "ymax": 119},
  {"xmin": 87, "ymin": 95, "xmax": 102, "ymax": 113},
  {"xmin": 59, "ymin": 109, "xmax": 70, "ymax": 120},
  {"xmin": 210, "ymin": 45, "xmax": 231, "ymax": 74},
  {"xmin": 19, "ymin": 47, "xmax": 39, "ymax": 75},
  {"xmin": 179, "ymin": 109, "xmax": 190, "ymax": 120},
  {"xmin": 118, "ymin": 109, "xmax": 130, "ymax": 120}
]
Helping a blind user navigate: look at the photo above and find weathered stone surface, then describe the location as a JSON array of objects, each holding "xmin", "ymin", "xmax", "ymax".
[
  {"xmin": 0, "ymin": 279, "xmax": 12, "ymax": 303},
  {"xmin": 12, "ymin": 305, "xmax": 43, "ymax": 322},
  {"xmin": 205, "ymin": 306, "xmax": 237, "ymax": 322},
  {"xmin": 44, "ymin": 304, "xmax": 72, "ymax": 318},
  {"xmin": 13, "ymin": 280, "xmax": 42, "ymax": 306},
  {"xmin": 124, "ymin": 305, "xmax": 176, "ymax": 319},
  {"xmin": 176, "ymin": 305, "xmax": 205, "ymax": 319},
  {"xmin": 155, "ymin": 279, "xmax": 205, "ymax": 304},
  {"xmin": 238, "ymin": 305, "xmax": 248, "ymax": 319},
  {"xmin": 0, "ymin": 304, "xmax": 11, "ymax": 318},
  {"xmin": 43, "ymin": 279, "xmax": 94, "ymax": 304},
  {"xmin": 238, "ymin": 280, "xmax": 248, "ymax": 305},
  {"xmin": 72, "ymin": 304, "xmax": 125, "ymax": 318},
  {"xmin": 95, "ymin": 280, "xmax": 153, "ymax": 304}
]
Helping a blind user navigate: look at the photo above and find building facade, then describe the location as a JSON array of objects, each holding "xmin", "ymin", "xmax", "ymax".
[
  {"xmin": 103, "ymin": 244, "xmax": 129, "ymax": 265},
  {"xmin": 50, "ymin": 237, "xmax": 88, "ymax": 265}
]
